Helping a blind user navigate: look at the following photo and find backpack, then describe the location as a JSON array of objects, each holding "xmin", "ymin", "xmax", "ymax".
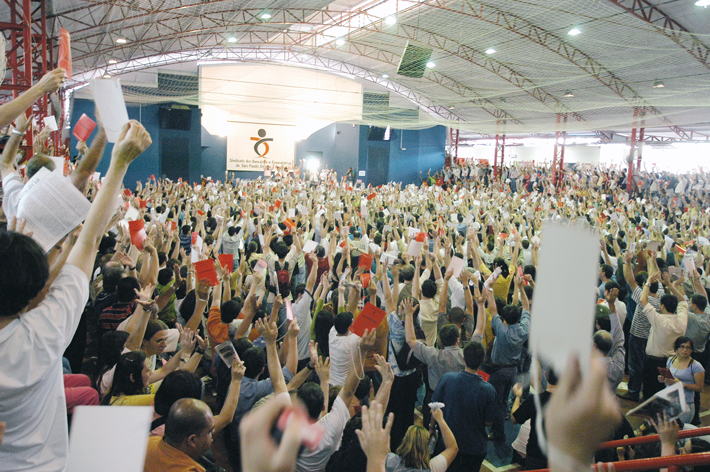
[
  {"xmin": 276, "ymin": 262, "xmax": 291, "ymax": 297},
  {"xmin": 389, "ymin": 340, "xmax": 422, "ymax": 372}
]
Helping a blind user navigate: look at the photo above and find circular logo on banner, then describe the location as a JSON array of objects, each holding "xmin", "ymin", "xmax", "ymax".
[{"xmin": 250, "ymin": 129, "xmax": 273, "ymax": 157}]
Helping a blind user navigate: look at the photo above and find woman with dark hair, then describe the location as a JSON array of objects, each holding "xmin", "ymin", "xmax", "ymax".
[
  {"xmin": 385, "ymin": 407, "xmax": 458, "ymax": 472},
  {"xmin": 102, "ymin": 351, "xmax": 155, "ymax": 406},
  {"xmin": 96, "ymin": 330, "xmax": 130, "ymax": 395},
  {"xmin": 658, "ymin": 336, "xmax": 705, "ymax": 424},
  {"xmin": 314, "ymin": 310, "xmax": 335, "ymax": 359}
]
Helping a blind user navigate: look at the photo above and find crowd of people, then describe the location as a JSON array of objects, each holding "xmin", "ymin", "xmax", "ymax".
[{"xmin": 2, "ymin": 67, "xmax": 710, "ymax": 472}]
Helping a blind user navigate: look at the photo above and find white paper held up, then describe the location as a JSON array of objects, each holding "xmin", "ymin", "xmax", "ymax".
[
  {"xmin": 90, "ymin": 78, "xmax": 129, "ymax": 143},
  {"xmin": 529, "ymin": 222, "xmax": 599, "ymax": 376},
  {"xmin": 67, "ymin": 406, "xmax": 152, "ymax": 472},
  {"xmin": 448, "ymin": 256, "xmax": 466, "ymax": 278},
  {"xmin": 302, "ymin": 240, "xmax": 318, "ymax": 254},
  {"xmin": 406, "ymin": 240, "xmax": 423, "ymax": 257},
  {"xmin": 16, "ymin": 167, "xmax": 92, "ymax": 252}
]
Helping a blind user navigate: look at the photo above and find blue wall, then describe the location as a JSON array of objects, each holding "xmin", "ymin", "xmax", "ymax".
[
  {"xmin": 70, "ymin": 99, "xmax": 445, "ymax": 187},
  {"xmin": 358, "ymin": 125, "xmax": 447, "ymax": 186},
  {"xmin": 71, "ymin": 99, "xmax": 161, "ymax": 187}
]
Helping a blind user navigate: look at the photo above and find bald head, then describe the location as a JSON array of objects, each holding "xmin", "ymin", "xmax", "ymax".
[
  {"xmin": 164, "ymin": 398, "xmax": 211, "ymax": 446},
  {"xmin": 593, "ymin": 330, "xmax": 612, "ymax": 356}
]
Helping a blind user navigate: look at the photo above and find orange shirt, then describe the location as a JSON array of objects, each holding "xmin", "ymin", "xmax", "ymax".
[{"xmin": 143, "ymin": 436, "xmax": 205, "ymax": 472}]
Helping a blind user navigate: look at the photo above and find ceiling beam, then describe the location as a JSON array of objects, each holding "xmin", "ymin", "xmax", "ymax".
[{"xmin": 604, "ymin": 0, "xmax": 710, "ymax": 71}]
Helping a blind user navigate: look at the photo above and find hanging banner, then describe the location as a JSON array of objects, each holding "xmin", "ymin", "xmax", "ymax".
[{"xmin": 226, "ymin": 122, "xmax": 295, "ymax": 172}]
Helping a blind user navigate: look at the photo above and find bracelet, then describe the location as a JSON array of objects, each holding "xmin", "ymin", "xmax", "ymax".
[
  {"xmin": 195, "ymin": 346, "xmax": 206, "ymax": 355},
  {"xmin": 306, "ymin": 362, "xmax": 316, "ymax": 370},
  {"xmin": 128, "ymin": 266, "xmax": 136, "ymax": 271}
]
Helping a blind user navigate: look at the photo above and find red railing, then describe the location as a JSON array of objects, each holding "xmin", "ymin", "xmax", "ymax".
[{"xmin": 525, "ymin": 426, "xmax": 710, "ymax": 472}]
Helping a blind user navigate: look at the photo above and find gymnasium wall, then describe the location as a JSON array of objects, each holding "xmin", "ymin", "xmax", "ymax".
[{"xmin": 70, "ymin": 98, "xmax": 446, "ymax": 187}]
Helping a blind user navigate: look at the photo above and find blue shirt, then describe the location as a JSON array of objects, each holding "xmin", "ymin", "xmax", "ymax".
[
  {"xmin": 433, "ymin": 371, "xmax": 496, "ymax": 455},
  {"xmin": 490, "ymin": 309, "xmax": 530, "ymax": 366}
]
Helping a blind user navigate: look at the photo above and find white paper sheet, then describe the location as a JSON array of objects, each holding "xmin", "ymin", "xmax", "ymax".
[
  {"xmin": 407, "ymin": 240, "xmax": 423, "ymax": 257},
  {"xmin": 380, "ymin": 252, "xmax": 398, "ymax": 264},
  {"xmin": 448, "ymin": 256, "xmax": 465, "ymax": 277},
  {"xmin": 49, "ymin": 156, "xmax": 65, "ymax": 174},
  {"xmin": 529, "ymin": 222, "xmax": 599, "ymax": 375},
  {"xmin": 43, "ymin": 115, "xmax": 59, "ymax": 131},
  {"xmin": 303, "ymin": 240, "xmax": 318, "ymax": 254},
  {"xmin": 67, "ymin": 406, "xmax": 152, "ymax": 472},
  {"xmin": 90, "ymin": 78, "xmax": 129, "ymax": 143},
  {"xmin": 16, "ymin": 167, "xmax": 92, "ymax": 252}
]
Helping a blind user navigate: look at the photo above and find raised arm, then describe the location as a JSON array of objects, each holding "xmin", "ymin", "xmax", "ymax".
[
  {"xmin": 255, "ymin": 318, "xmax": 288, "ymax": 396},
  {"xmin": 403, "ymin": 297, "xmax": 420, "ymax": 350},
  {"xmin": 0, "ymin": 112, "xmax": 30, "ymax": 179},
  {"xmin": 0, "ymin": 68, "xmax": 65, "ymax": 130},
  {"xmin": 70, "ymin": 126, "xmax": 107, "ymax": 191},
  {"xmin": 213, "ymin": 361, "xmax": 245, "ymax": 433},
  {"xmin": 67, "ymin": 120, "xmax": 152, "ymax": 279},
  {"xmin": 338, "ymin": 329, "xmax": 376, "ymax": 407},
  {"xmin": 431, "ymin": 408, "xmax": 459, "ymax": 467},
  {"xmin": 623, "ymin": 250, "xmax": 638, "ymax": 291}
]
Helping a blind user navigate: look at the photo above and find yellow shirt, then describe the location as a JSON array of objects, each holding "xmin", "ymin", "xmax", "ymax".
[{"xmin": 110, "ymin": 393, "xmax": 155, "ymax": 406}]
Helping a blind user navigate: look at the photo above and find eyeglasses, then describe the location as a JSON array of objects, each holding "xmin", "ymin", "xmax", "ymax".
[{"xmin": 679, "ymin": 345, "xmax": 692, "ymax": 350}]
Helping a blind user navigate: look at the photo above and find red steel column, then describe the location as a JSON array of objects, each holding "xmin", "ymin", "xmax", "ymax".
[{"xmin": 493, "ymin": 133, "xmax": 500, "ymax": 181}]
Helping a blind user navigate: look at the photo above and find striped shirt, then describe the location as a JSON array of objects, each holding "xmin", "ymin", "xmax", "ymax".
[{"xmin": 629, "ymin": 285, "xmax": 665, "ymax": 339}]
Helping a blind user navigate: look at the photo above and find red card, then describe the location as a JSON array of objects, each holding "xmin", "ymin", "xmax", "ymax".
[
  {"xmin": 194, "ymin": 259, "xmax": 219, "ymax": 286},
  {"xmin": 367, "ymin": 193, "xmax": 376, "ymax": 201},
  {"xmin": 274, "ymin": 199, "xmax": 282, "ymax": 209},
  {"xmin": 169, "ymin": 221, "xmax": 177, "ymax": 231},
  {"xmin": 59, "ymin": 28, "xmax": 72, "ymax": 78},
  {"xmin": 128, "ymin": 219, "xmax": 147, "ymax": 251},
  {"xmin": 478, "ymin": 370, "xmax": 490, "ymax": 382},
  {"xmin": 150, "ymin": 174, "xmax": 155, "ymax": 180},
  {"xmin": 360, "ymin": 272, "xmax": 371, "ymax": 288},
  {"xmin": 178, "ymin": 177, "xmax": 182, "ymax": 183},
  {"xmin": 191, "ymin": 232, "xmax": 198, "ymax": 245},
  {"xmin": 350, "ymin": 303, "xmax": 386, "ymax": 337},
  {"xmin": 197, "ymin": 210, "xmax": 205, "ymax": 216},
  {"xmin": 73, "ymin": 113, "xmax": 97, "ymax": 142},
  {"xmin": 219, "ymin": 254, "xmax": 234, "ymax": 273},
  {"xmin": 415, "ymin": 232, "xmax": 427, "ymax": 243},
  {"xmin": 138, "ymin": 198, "xmax": 147, "ymax": 209},
  {"xmin": 358, "ymin": 253, "xmax": 373, "ymax": 270},
  {"xmin": 284, "ymin": 218, "xmax": 296, "ymax": 230},
  {"xmin": 498, "ymin": 232, "xmax": 509, "ymax": 240}
]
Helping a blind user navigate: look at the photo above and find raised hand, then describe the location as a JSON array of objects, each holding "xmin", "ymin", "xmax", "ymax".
[
  {"xmin": 38, "ymin": 68, "xmax": 66, "ymax": 94},
  {"xmin": 112, "ymin": 120, "xmax": 152, "ymax": 168},
  {"xmin": 373, "ymin": 354, "xmax": 393, "ymax": 385},
  {"xmin": 355, "ymin": 402, "xmax": 393, "ymax": 470},
  {"xmin": 255, "ymin": 318, "xmax": 278, "ymax": 345}
]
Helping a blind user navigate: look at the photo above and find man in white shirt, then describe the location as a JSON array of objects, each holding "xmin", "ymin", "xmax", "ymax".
[
  {"xmin": 328, "ymin": 311, "xmax": 360, "ymax": 386},
  {"xmin": 600, "ymin": 281, "xmax": 628, "ymax": 326},
  {"xmin": 296, "ymin": 330, "xmax": 381, "ymax": 472},
  {"xmin": 0, "ymin": 120, "xmax": 151, "ymax": 472}
]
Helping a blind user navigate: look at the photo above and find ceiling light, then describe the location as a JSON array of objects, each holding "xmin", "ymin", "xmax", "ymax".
[
  {"xmin": 227, "ymin": 35, "xmax": 237, "ymax": 43},
  {"xmin": 260, "ymin": 12, "xmax": 271, "ymax": 20},
  {"xmin": 653, "ymin": 81, "xmax": 665, "ymax": 88},
  {"xmin": 115, "ymin": 37, "xmax": 128, "ymax": 44},
  {"xmin": 696, "ymin": 0, "xmax": 710, "ymax": 6},
  {"xmin": 564, "ymin": 91, "xmax": 574, "ymax": 98},
  {"xmin": 103, "ymin": 72, "xmax": 111, "ymax": 78},
  {"xmin": 485, "ymin": 48, "xmax": 496, "ymax": 54},
  {"xmin": 382, "ymin": 74, "xmax": 389, "ymax": 79},
  {"xmin": 335, "ymin": 38, "xmax": 345, "ymax": 46},
  {"xmin": 426, "ymin": 61, "xmax": 435, "ymax": 68},
  {"xmin": 385, "ymin": 16, "xmax": 397, "ymax": 25},
  {"xmin": 449, "ymin": 106, "xmax": 455, "ymax": 110},
  {"xmin": 107, "ymin": 59, "xmax": 117, "ymax": 65},
  {"xmin": 568, "ymin": 28, "xmax": 581, "ymax": 36}
]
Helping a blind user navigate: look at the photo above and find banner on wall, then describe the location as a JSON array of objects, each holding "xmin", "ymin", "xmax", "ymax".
[{"xmin": 226, "ymin": 122, "xmax": 295, "ymax": 172}]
